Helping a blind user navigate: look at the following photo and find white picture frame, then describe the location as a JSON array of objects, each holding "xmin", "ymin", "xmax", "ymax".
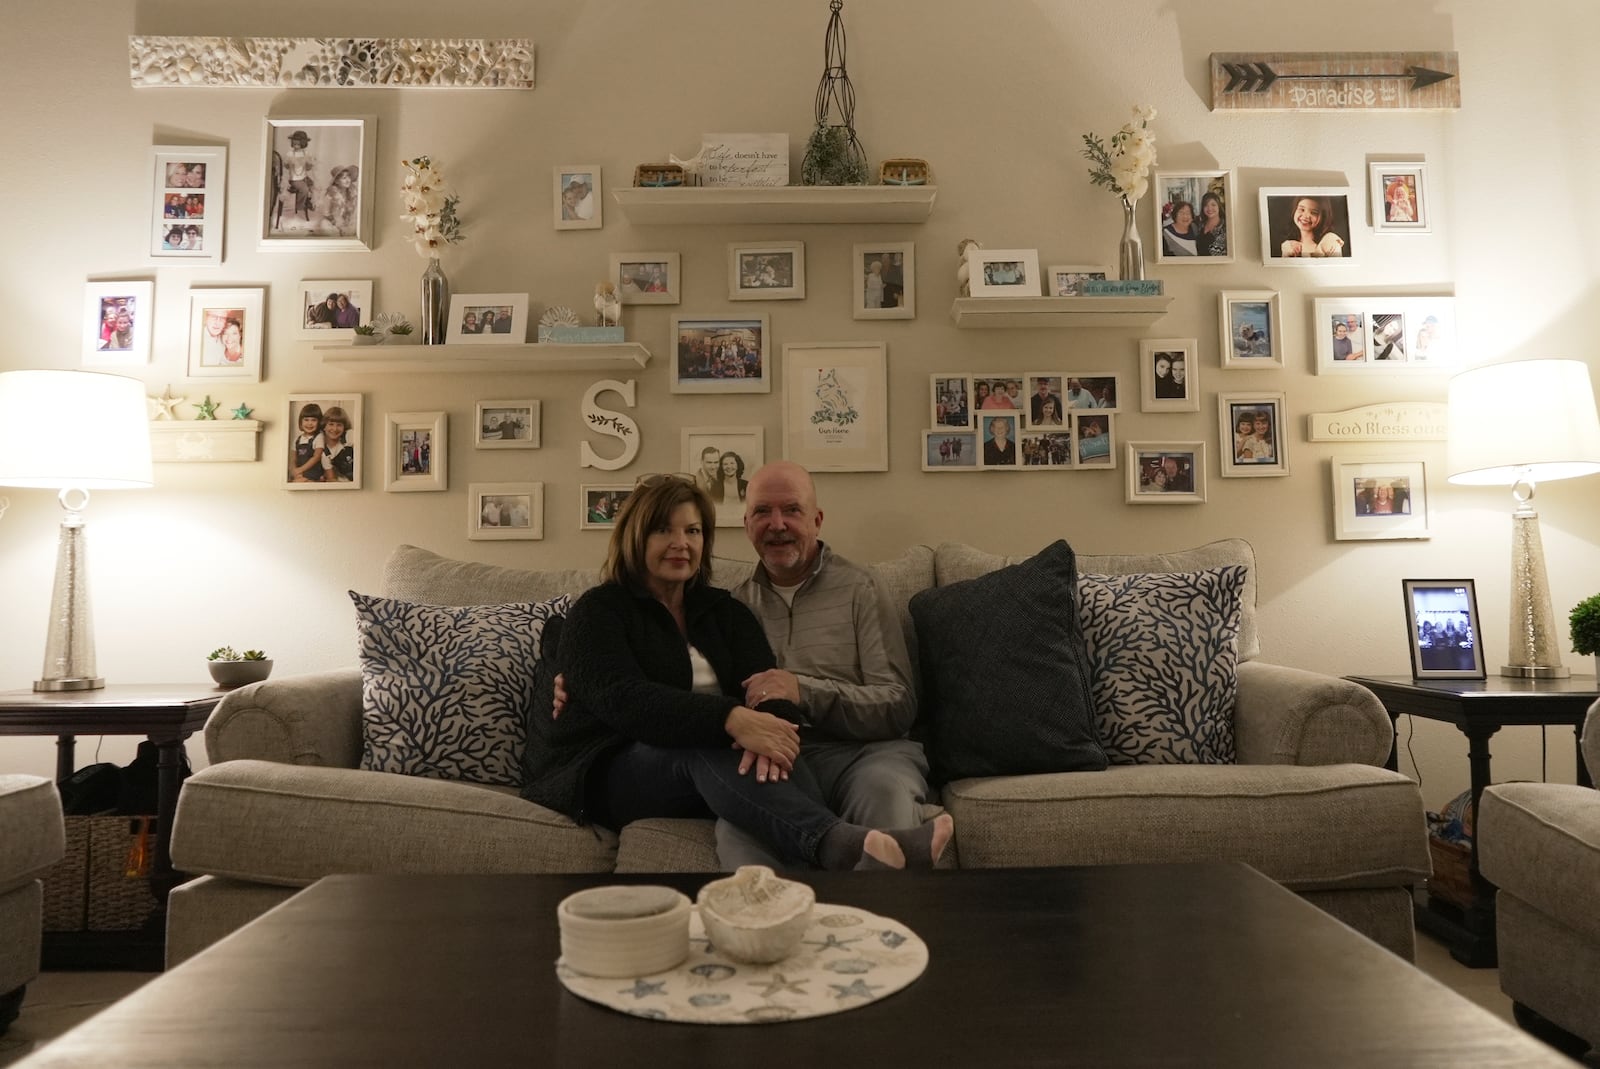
[
  {"xmin": 82, "ymin": 281, "xmax": 154, "ymax": 367},
  {"xmin": 1258, "ymin": 186, "xmax": 1356, "ymax": 265},
  {"xmin": 1139, "ymin": 338, "xmax": 1198, "ymax": 413},
  {"xmin": 1152, "ymin": 170, "xmax": 1235, "ymax": 263},
  {"xmin": 1312, "ymin": 296, "xmax": 1457, "ymax": 374},
  {"xmin": 475, "ymin": 400, "xmax": 540, "ymax": 449},
  {"xmin": 293, "ymin": 279, "xmax": 372, "ymax": 341},
  {"xmin": 923, "ymin": 430, "xmax": 978, "ymax": 470},
  {"xmin": 781, "ymin": 342, "xmax": 889, "ymax": 472},
  {"xmin": 469, "ymin": 482, "xmax": 544, "ymax": 540},
  {"xmin": 1045, "ymin": 264, "xmax": 1111, "ymax": 296},
  {"xmin": 150, "ymin": 144, "xmax": 225, "ymax": 264},
  {"xmin": 384, "ymin": 411, "xmax": 446, "ymax": 493},
  {"xmin": 1331, "ymin": 457, "xmax": 1431, "ymax": 541},
  {"xmin": 930, "ymin": 374, "xmax": 974, "ymax": 430},
  {"xmin": 728, "ymin": 241, "xmax": 805, "ymax": 301},
  {"xmin": 1126, "ymin": 442, "xmax": 1207, "ymax": 504},
  {"xmin": 554, "ymin": 165, "xmax": 602, "ymax": 230},
  {"xmin": 681, "ymin": 426, "xmax": 765, "ymax": 526},
  {"xmin": 670, "ymin": 315, "xmax": 770, "ymax": 394},
  {"xmin": 966, "ymin": 248, "xmax": 1042, "ymax": 297},
  {"xmin": 260, "ymin": 116, "xmax": 376, "ymax": 251},
  {"xmin": 448, "ymin": 293, "xmax": 530, "ymax": 344},
  {"xmin": 285, "ymin": 394, "xmax": 362, "ymax": 490},
  {"xmin": 1062, "ymin": 373, "xmax": 1122, "ymax": 413},
  {"xmin": 1370, "ymin": 161, "xmax": 1431, "ymax": 234},
  {"xmin": 1074, "ymin": 412, "xmax": 1115, "ymax": 468},
  {"xmin": 977, "ymin": 411, "xmax": 1022, "ymax": 469},
  {"xmin": 1021, "ymin": 373, "xmax": 1069, "ymax": 431},
  {"xmin": 187, "ymin": 287, "xmax": 265, "ymax": 382},
  {"xmin": 610, "ymin": 252, "xmax": 681, "ymax": 305},
  {"xmin": 1219, "ymin": 290, "xmax": 1282, "ymax": 369},
  {"xmin": 853, "ymin": 242, "xmax": 915, "ymax": 319},
  {"xmin": 580, "ymin": 484, "xmax": 633, "ymax": 531},
  {"xmin": 1217, "ymin": 392, "xmax": 1290, "ymax": 478}
]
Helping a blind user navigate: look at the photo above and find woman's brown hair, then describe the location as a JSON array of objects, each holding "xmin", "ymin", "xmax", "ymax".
[{"xmin": 601, "ymin": 476, "xmax": 717, "ymax": 588}]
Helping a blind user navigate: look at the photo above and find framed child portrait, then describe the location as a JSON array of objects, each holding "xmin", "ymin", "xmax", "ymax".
[
  {"xmin": 1401, "ymin": 579, "xmax": 1486, "ymax": 680},
  {"xmin": 1371, "ymin": 162, "xmax": 1430, "ymax": 234},
  {"xmin": 1045, "ymin": 264, "xmax": 1110, "ymax": 297},
  {"xmin": 469, "ymin": 482, "xmax": 544, "ymax": 540},
  {"xmin": 853, "ymin": 242, "xmax": 915, "ymax": 319},
  {"xmin": 554, "ymin": 166, "xmax": 602, "ymax": 230},
  {"xmin": 187, "ymin": 287, "xmax": 265, "ymax": 382},
  {"xmin": 294, "ymin": 280, "xmax": 372, "ymax": 341},
  {"xmin": 1258, "ymin": 187, "xmax": 1356, "ymax": 265},
  {"xmin": 1153, "ymin": 170, "xmax": 1233, "ymax": 263},
  {"xmin": 1219, "ymin": 290, "xmax": 1282, "ymax": 369},
  {"xmin": 966, "ymin": 248, "xmax": 1042, "ymax": 297},
  {"xmin": 580, "ymin": 484, "xmax": 633, "ymax": 531},
  {"xmin": 82, "ymin": 280, "xmax": 154, "ymax": 367},
  {"xmin": 1126, "ymin": 442, "xmax": 1207, "ymax": 504},
  {"xmin": 475, "ymin": 400, "xmax": 540, "ymax": 449},
  {"xmin": 1139, "ymin": 338, "xmax": 1198, "ymax": 413},
  {"xmin": 670, "ymin": 315, "xmax": 770, "ymax": 394},
  {"xmin": 1331, "ymin": 457, "xmax": 1430, "ymax": 541},
  {"xmin": 1217, "ymin": 392, "xmax": 1289, "ymax": 477},
  {"xmin": 729, "ymin": 241, "xmax": 805, "ymax": 301},
  {"xmin": 150, "ymin": 144, "xmax": 225, "ymax": 264},
  {"xmin": 259, "ymin": 117, "xmax": 376, "ymax": 251},
  {"xmin": 449, "ymin": 294, "xmax": 529, "ymax": 343},
  {"xmin": 383, "ymin": 411, "xmax": 446, "ymax": 493},
  {"xmin": 610, "ymin": 252, "xmax": 680, "ymax": 305},
  {"xmin": 285, "ymin": 394, "xmax": 363, "ymax": 490}
]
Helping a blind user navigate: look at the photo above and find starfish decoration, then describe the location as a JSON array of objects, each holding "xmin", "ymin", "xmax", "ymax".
[
  {"xmin": 803, "ymin": 933, "xmax": 863, "ymax": 953},
  {"xmin": 149, "ymin": 386, "xmax": 186, "ymax": 420},
  {"xmin": 616, "ymin": 979, "xmax": 667, "ymax": 1000},
  {"xmin": 193, "ymin": 395, "xmax": 220, "ymax": 420},
  {"xmin": 231, "ymin": 402, "xmax": 254, "ymax": 420},
  {"xmin": 829, "ymin": 978, "xmax": 883, "ymax": 1001},
  {"xmin": 747, "ymin": 972, "xmax": 808, "ymax": 999}
]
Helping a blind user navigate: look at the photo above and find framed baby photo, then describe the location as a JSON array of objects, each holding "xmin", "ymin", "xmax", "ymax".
[
  {"xmin": 966, "ymin": 248, "xmax": 1042, "ymax": 297},
  {"xmin": 294, "ymin": 279, "xmax": 372, "ymax": 341},
  {"xmin": 383, "ymin": 411, "xmax": 446, "ymax": 493},
  {"xmin": 580, "ymin": 484, "xmax": 633, "ymax": 531},
  {"xmin": 475, "ymin": 400, "xmax": 540, "ymax": 449},
  {"xmin": 670, "ymin": 315, "xmax": 770, "ymax": 394},
  {"xmin": 150, "ymin": 144, "xmax": 225, "ymax": 264},
  {"xmin": 1258, "ymin": 187, "xmax": 1356, "ymax": 265},
  {"xmin": 1073, "ymin": 412, "xmax": 1115, "ymax": 468},
  {"xmin": 1126, "ymin": 442, "xmax": 1207, "ymax": 504},
  {"xmin": 1370, "ymin": 162, "xmax": 1430, "ymax": 234},
  {"xmin": 729, "ymin": 241, "xmax": 805, "ymax": 301},
  {"xmin": 469, "ymin": 482, "xmax": 544, "ymax": 540},
  {"xmin": 610, "ymin": 252, "xmax": 680, "ymax": 305},
  {"xmin": 1217, "ymin": 392, "xmax": 1289, "ymax": 478},
  {"xmin": 554, "ymin": 165, "xmax": 602, "ymax": 230},
  {"xmin": 1331, "ymin": 457, "xmax": 1431, "ymax": 541},
  {"xmin": 681, "ymin": 426, "xmax": 764, "ymax": 526},
  {"xmin": 1139, "ymin": 338, "xmax": 1198, "ymax": 413},
  {"xmin": 187, "ymin": 287, "xmax": 265, "ymax": 382},
  {"xmin": 1153, "ymin": 170, "xmax": 1234, "ymax": 263},
  {"xmin": 781, "ymin": 342, "xmax": 888, "ymax": 472},
  {"xmin": 1046, "ymin": 264, "xmax": 1110, "ymax": 297},
  {"xmin": 1312, "ymin": 297, "xmax": 1457, "ymax": 374},
  {"xmin": 853, "ymin": 242, "xmax": 915, "ymax": 319},
  {"xmin": 923, "ymin": 429, "xmax": 979, "ymax": 471},
  {"xmin": 930, "ymin": 374, "xmax": 974, "ymax": 429},
  {"xmin": 285, "ymin": 394, "xmax": 363, "ymax": 490},
  {"xmin": 82, "ymin": 281, "xmax": 154, "ymax": 367},
  {"xmin": 259, "ymin": 116, "xmax": 376, "ymax": 251},
  {"xmin": 1022, "ymin": 374, "xmax": 1068, "ymax": 430},
  {"xmin": 1401, "ymin": 578, "xmax": 1486, "ymax": 680},
  {"xmin": 1063, "ymin": 374, "xmax": 1121, "ymax": 413},
  {"xmin": 449, "ymin": 294, "xmax": 529, "ymax": 343},
  {"xmin": 1219, "ymin": 290, "xmax": 1282, "ymax": 369}
]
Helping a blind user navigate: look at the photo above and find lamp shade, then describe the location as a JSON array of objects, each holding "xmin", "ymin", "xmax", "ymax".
[
  {"xmin": 1446, "ymin": 359, "xmax": 1600, "ymax": 486},
  {"xmin": 0, "ymin": 370, "xmax": 154, "ymax": 489}
]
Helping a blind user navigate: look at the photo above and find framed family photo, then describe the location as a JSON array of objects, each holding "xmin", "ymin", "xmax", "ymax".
[
  {"xmin": 966, "ymin": 248, "xmax": 1041, "ymax": 297},
  {"xmin": 1331, "ymin": 457, "xmax": 1430, "ymax": 541},
  {"xmin": 931, "ymin": 374, "xmax": 973, "ymax": 429},
  {"xmin": 554, "ymin": 166, "xmax": 602, "ymax": 230},
  {"xmin": 187, "ymin": 287, "xmax": 265, "ymax": 382},
  {"xmin": 1312, "ymin": 296, "xmax": 1456, "ymax": 374},
  {"xmin": 82, "ymin": 281, "xmax": 154, "ymax": 367},
  {"xmin": 1139, "ymin": 338, "xmax": 1198, "ymax": 413},
  {"xmin": 1219, "ymin": 290, "xmax": 1282, "ymax": 368},
  {"xmin": 1401, "ymin": 579, "xmax": 1486, "ymax": 680},
  {"xmin": 1217, "ymin": 392, "xmax": 1289, "ymax": 477},
  {"xmin": 853, "ymin": 242, "xmax": 915, "ymax": 319},
  {"xmin": 475, "ymin": 400, "xmax": 540, "ymax": 449},
  {"xmin": 1074, "ymin": 413, "xmax": 1115, "ymax": 468},
  {"xmin": 729, "ymin": 241, "xmax": 804, "ymax": 301},
  {"xmin": 1258, "ymin": 187, "xmax": 1355, "ymax": 265},
  {"xmin": 681, "ymin": 426, "xmax": 765, "ymax": 526},
  {"xmin": 1046, "ymin": 264, "xmax": 1110, "ymax": 297},
  {"xmin": 1126, "ymin": 442, "xmax": 1206, "ymax": 504},
  {"xmin": 383, "ymin": 411, "xmax": 446, "ymax": 493},
  {"xmin": 285, "ymin": 394, "xmax": 362, "ymax": 490},
  {"xmin": 923, "ymin": 429, "xmax": 979, "ymax": 470},
  {"xmin": 670, "ymin": 315, "xmax": 770, "ymax": 394},
  {"xmin": 293, "ymin": 279, "xmax": 371, "ymax": 341},
  {"xmin": 150, "ymin": 144, "xmax": 225, "ymax": 264},
  {"xmin": 469, "ymin": 482, "xmax": 543, "ymax": 540},
  {"xmin": 1022, "ymin": 374, "xmax": 1068, "ymax": 430},
  {"xmin": 449, "ymin": 294, "xmax": 528, "ymax": 343},
  {"xmin": 580, "ymin": 484, "xmax": 633, "ymax": 531},
  {"xmin": 610, "ymin": 252, "xmax": 680, "ymax": 305},
  {"xmin": 781, "ymin": 342, "xmax": 888, "ymax": 472},
  {"xmin": 260, "ymin": 117, "xmax": 375, "ymax": 251},
  {"xmin": 1063, "ymin": 374, "xmax": 1120, "ymax": 412},
  {"xmin": 1371, "ymin": 162, "xmax": 1430, "ymax": 234},
  {"xmin": 1153, "ymin": 170, "xmax": 1233, "ymax": 263}
]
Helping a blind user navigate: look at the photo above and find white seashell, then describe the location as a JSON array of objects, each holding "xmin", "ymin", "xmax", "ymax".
[
  {"xmin": 540, "ymin": 305, "xmax": 580, "ymax": 328},
  {"xmin": 696, "ymin": 865, "xmax": 815, "ymax": 965}
]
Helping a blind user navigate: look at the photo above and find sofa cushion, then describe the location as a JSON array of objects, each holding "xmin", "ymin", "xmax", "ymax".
[
  {"xmin": 383, "ymin": 544, "xmax": 597, "ymax": 604},
  {"xmin": 1079, "ymin": 566, "xmax": 1246, "ymax": 765},
  {"xmin": 1479, "ymin": 781, "xmax": 1600, "ymax": 947},
  {"xmin": 0, "ymin": 774, "xmax": 66, "ymax": 890},
  {"xmin": 908, "ymin": 540, "xmax": 1106, "ymax": 783},
  {"xmin": 353, "ymin": 591, "xmax": 570, "ymax": 787}
]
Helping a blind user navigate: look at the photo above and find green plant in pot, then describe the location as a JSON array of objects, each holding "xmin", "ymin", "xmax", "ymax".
[
  {"xmin": 207, "ymin": 646, "xmax": 273, "ymax": 688},
  {"xmin": 1571, "ymin": 593, "xmax": 1600, "ymax": 678},
  {"xmin": 352, "ymin": 323, "xmax": 382, "ymax": 346},
  {"xmin": 801, "ymin": 125, "xmax": 868, "ymax": 186}
]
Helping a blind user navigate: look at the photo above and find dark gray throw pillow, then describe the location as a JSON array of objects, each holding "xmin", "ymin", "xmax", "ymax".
[{"xmin": 908, "ymin": 539, "xmax": 1107, "ymax": 783}]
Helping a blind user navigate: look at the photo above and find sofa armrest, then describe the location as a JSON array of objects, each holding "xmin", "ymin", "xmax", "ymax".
[
  {"xmin": 1234, "ymin": 661, "xmax": 1391, "ymax": 767},
  {"xmin": 204, "ymin": 668, "xmax": 364, "ymax": 769}
]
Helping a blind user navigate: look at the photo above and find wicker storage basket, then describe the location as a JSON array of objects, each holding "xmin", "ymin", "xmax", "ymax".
[
  {"xmin": 1426, "ymin": 834, "xmax": 1474, "ymax": 909},
  {"xmin": 40, "ymin": 814, "xmax": 160, "ymax": 933}
]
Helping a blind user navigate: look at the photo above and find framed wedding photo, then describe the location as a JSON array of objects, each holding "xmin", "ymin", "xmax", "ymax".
[
  {"xmin": 728, "ymin": 241, "xmax": 805, "ymax": 301},
  {"xmin": 1126, "ymin": 442, "xmax": 1206, "ymax": 504},
  {"xmin": 1258, "ymin": 186, "xmax": 1356, "ymax": 265},
  {"xmin": 781, "ymin": 342, "xmax": 888, "ymax": 472},
  {"xmin": 469, "ymin": 482, "xmax": 543, "ymax": 540},
  {"xmin": 681, "ymin": 426, "xmax": 764, "ymax": 526},
  {"xmin": 1371, "ymin": 162, "xmax": 1430, "ymax": 234},
  {"xmin": 1401, "ymin": 578, "xmax": 1486, "ymax": 680},
  {"xmin": 150, "ymin": 144, "xmax": 225, "ymax": 264},
  {"xmin": 966, "ymin": 248, "xmax": 1042, "ymax": 297},
  {"xmin": 853, "ymin": 242, "xmax": 915, "ymax": 319},
  {"xmin": 259, "ymin": 116, "xmax": 376, "ymax": 251},
  {"xmin": 187, "ymin": 287, "xmax": 265, "ymax": 382},
  {"xmin": 449, "ymin": 293, "xmax": 529, "ymax": 343},
  {"xmin": 475, "ymin": 400, "xmax": 540, "ymax": 449},
  {"xmin": 383, "ymin": 411, "xmax": 446, "ymax": 493},
  {"xmin": 1139, "ymin": 338, "xmax": 1198, "ymax": 413},
  {"xmin": 580, "ymin": 484, "xmax": 633, "ymax": 531},
  {"xmin": 1153, "ymin": 170, "xmax": 1233, "ymax": 263},
  {"xmin": 610, "ymin": 252, "xmax": 680, "ymax": 305},
  {"xmin": 1217, "ymin": 392, "xmax": 1289, "ymax": 478},
  {"xmin": 82, "ymin": 281, "xmax": 154, "ymax": 367},
  {"xmin": 1331, "ymin": 457, "xmax": 1430, "ymax": 541},
  {"xmin": 285, "ymin": 394, "xmax": 362, "ymax": 490},
  {"xmin": 1219, "ymin": 290, "xmax": 1282, "ymax": 369},
  {"xmin": 670, "ymin": 315, "xmax": 770, "ymax": 394},
  {"xmin": 293, "ymin": 279, "xmax": 372, "ymax": 341},
  {"xmin": 1046, "ymin": 264, "xmax": 1110, "ymax": 297},
  {"xmin": 554, "ymin": 165, "xmax": 602, "ymax": 230}
]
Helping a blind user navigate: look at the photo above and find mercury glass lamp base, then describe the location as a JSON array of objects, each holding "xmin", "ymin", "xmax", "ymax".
[
  {"xmin": 1499, "ymin": 664, "xmax": 1571, "ymax": 680},
  {"xmin": 34, "ymin": 676, "xmax": 106, "ymax": 692}
]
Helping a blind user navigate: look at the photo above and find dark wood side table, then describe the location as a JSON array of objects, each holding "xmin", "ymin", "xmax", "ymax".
[
  {"xmin": 1345, "ymin": 674, "xmax": 1599, "ymax": 968},
  {"xmin": 0, "ymin": 684, "xmax": 222, "ymax": 970}
]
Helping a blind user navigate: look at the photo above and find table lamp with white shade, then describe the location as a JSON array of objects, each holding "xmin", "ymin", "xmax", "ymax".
[
  {"xmin": 1446, "ymin": 358, "xmax": 1600, "ymax": 678},
  {"xmin": 0, "ymin": 370, "xmax": 154, "ymax": 691}
]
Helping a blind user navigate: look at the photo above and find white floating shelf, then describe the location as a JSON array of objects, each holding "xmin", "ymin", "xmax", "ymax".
[
  {"xmin": 315, "ymin": 342, "xmax": 651, "ymax": 374},
  {"xmin": 611, "ymin": 185, "xmax": 937, "ymax": 225},
  {"xmin": 149, "ymin": 419, "xmax": 262, "ymax": 463},
  {"xmin": 950, "ymin": 296, "xmax": 1174, "ymax": 329}
]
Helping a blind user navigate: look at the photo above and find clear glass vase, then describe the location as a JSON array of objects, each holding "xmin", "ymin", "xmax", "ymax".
[
  {"xmin": 420, "ymin": 257, "xmax": 449, "ymax": 344},
  {"xmin": 1119, "ymin": 198, "xmax": 1144, "ymax": 281}
]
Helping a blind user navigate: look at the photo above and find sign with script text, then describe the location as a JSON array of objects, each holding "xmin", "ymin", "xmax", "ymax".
[
  {"xmin": 700, "ymin": 133, "xmax": 790, "ymax": 187},
  {"xmin": 1307, "ymin": 402, "xmax": 1448, "ymax": 442},
  {"xmin": 1211, "ymin": 52, "xmax": 1459, "ymax": 112}
]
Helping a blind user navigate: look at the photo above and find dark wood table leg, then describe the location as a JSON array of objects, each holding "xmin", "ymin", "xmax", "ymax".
[
  {"xmin": 1578, "ymin": 728, "xmax": 1594, "ymax": 790},
  {"xmin": 1452, "ymin": 721, "xmax": 1500, "ymax": 967},
  {"xmin": 1384, "ymin": 710, "xmax": 1400, "ymax": 772},
  {"xmin": 151, "ymin": 737, "xmax": 184, "ymax": 902},
  {"xmin": 54, "ymin": 733, "xmax": 76, "ymax": 784}
]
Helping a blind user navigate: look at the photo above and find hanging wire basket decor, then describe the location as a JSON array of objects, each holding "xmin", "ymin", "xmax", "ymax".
[{"xmin": 801, "ymin": 0, "xmax": 869, "ymax": 186}]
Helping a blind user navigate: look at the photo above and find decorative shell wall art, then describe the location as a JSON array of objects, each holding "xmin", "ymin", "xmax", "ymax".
[
  {"xmin": 128, "ymin": 37, "xmax": 535, "ymax": 89},
  {"xmin": 539, "ymin": 306, "xmax": 580, "ymax": 329}
]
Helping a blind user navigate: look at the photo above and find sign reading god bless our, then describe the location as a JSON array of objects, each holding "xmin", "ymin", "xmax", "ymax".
[
  {"xmin": 1210, "ymin": 52, "xmax": 1460, "ymax": 112},
  {"xmin": 1307, "ymin": 402, "xmax": 1448, "ymax": 442}
]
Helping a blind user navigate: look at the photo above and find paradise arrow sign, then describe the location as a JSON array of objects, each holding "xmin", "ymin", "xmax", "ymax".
[{"xmin": 1210, "ymin": 52, "xmax": 1460, "ymax": 111}]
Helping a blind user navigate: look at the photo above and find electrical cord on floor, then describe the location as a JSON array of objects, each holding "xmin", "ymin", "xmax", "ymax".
[{"xmin": 1404, "ymin": 714, "xmax": 1422, "ymax": 790}]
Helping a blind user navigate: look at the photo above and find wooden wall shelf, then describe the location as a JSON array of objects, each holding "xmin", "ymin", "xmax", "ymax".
[
  {"xmin": 149, "ymin": 420, "xmax": 262, "ymax": 463},
  {"xmin": 949, "ymin": 296, "xmax": 1174, "ymax": 329},
  {"xmin": 315, "ymin": 342, "xmax": 651, "ymax": 374},
  {"xmin": 611, "ymin": 185, "xmax": 937, "ymax": 225}
]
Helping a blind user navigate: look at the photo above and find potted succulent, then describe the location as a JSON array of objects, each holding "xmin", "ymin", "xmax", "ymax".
[
  {"xmin": 1570, "ymin": 593, "xmax": 1600, "ymax": 679},
  {"xmin": 351, "ymin": 324, "xmax": 383, "ymax": 346},
  {"xmin": 207, "ymin": 646, "xmax": 273, "ymax": 688},
  {"xmin": 386, "ymin": 319, "xmax": 416, "ymax": 345}
]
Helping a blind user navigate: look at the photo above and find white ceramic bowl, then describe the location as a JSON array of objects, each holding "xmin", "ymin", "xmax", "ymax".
[
  {"xmin": 557, "ymin": 885, "xmax": 691, "ymax": 978},
  {"xmin": 696, "ymin": 865, "xmax": 815, "ymax": 965},
  {"xmin": 207, "ymin": 659, "xmax": 273, "ymax": 688}
]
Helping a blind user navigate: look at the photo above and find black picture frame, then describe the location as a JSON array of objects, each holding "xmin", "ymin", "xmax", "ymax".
[{"xmin": 1401, "ymin": 579, "xmax": 1486, "ymax": 680}]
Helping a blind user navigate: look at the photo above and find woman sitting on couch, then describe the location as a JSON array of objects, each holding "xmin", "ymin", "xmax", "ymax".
[{"xmin": 521, "ymin": 474, "xmax": 952, "ymax": 870}]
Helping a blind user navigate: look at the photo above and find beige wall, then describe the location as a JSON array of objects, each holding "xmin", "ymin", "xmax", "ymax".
[{"xmin": 2, "ymin": 0, "xmax": 1596, "ymax": 808}]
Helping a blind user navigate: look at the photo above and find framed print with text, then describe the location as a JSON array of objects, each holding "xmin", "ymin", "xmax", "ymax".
[{"xmin": 781, "ymin": 342, "xmax": 888, "ymax": 472}]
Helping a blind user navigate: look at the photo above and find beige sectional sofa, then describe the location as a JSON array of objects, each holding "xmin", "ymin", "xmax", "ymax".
[{"xmin": 167, "ymin": 540, "xmax": 1431, "ymax": 966}]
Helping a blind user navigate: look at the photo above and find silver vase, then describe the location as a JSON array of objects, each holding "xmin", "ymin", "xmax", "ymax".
[
  {"xmin": 1118, "ymin": 198, "xmax": 1144, "ymax": 281},
  {"xmin": 420, "ymin": 257, "xmax": 449, "ymax": 344}
]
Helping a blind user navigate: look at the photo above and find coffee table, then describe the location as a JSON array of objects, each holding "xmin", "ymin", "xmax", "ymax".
[{"xmin": 12, "ymin": 864, "xmax": 1572, "ymax": 1068}]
